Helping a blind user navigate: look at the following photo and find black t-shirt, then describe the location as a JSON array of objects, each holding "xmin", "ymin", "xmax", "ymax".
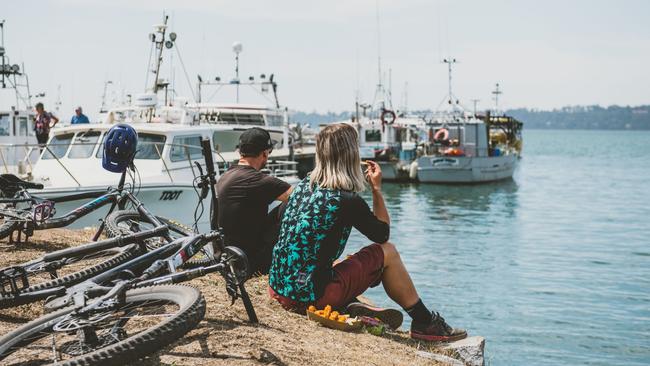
[{"xmin": 216, "ymin": 165, "xmax": 291, "ymax": 273}]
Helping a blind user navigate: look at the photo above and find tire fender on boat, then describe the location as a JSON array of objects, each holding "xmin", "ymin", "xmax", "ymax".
[{"xmin": 409, "ymin": 161, "xmax": 418, "ymax": 180}]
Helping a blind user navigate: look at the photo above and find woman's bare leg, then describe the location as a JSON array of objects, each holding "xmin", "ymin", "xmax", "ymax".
[{"xmin": 379, "ymin": 242, "xmax": 420, "ymax": 309}]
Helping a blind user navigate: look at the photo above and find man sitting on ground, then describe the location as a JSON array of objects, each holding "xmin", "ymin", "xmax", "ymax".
[{"xmin": 217, "ymin": 127, "xmax": 292, "ymax": 276}]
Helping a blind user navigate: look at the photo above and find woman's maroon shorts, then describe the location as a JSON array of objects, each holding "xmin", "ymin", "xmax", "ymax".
[{"xmin": 269, "ymin": 243, "xmax": 384, "ymax": 312}]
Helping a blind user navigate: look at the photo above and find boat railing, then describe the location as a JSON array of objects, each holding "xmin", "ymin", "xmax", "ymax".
[
  {"xmin": 262, "ymin": 160, "xmax": 299, "ymax": 178},
  {"xmin": 0, "ymin": 140, "xmax": 299, "ymax": 183},
  {"xmin": 0, "ymin": 143, "xmax": 42, "ymax": 176}
]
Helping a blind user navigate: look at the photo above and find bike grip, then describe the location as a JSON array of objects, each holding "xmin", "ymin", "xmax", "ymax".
[{"xmin": 201, "ymin": 139, "xmax": 215, "ymax": 174}]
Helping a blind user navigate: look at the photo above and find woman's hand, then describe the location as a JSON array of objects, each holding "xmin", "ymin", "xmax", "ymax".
[{"xmin": 364, "ymin": 160, "xmax": 382, "ymax": 192}]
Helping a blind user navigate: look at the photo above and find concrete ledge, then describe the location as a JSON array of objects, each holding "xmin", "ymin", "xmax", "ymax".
[{"xmin": 443, "ymin": 336, "xmax": 486, "ymax": 366}]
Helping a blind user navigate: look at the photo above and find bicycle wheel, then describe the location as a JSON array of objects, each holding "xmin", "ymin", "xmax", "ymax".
[
  {"xmin": 104, "ymin": 210, "xmax": 216, "ymax": 267},
  {"xmin": 0, "ymin": 285, "xmax": 205, "ymax": 365},
  {"xmin": 0, "ymin": 207, "xmax": 22, "ymax": 240},
  {"xmin": 105, "ymin": 210, "xmax": 193, "ymax": 248},
  {"xmin": 0, "ymin": 244, "xmax": 142, "ymax": 309}
]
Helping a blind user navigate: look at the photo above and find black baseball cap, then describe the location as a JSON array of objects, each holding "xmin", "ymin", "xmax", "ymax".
[{"xmin": 237, "ymin": 127, "xmax": 277, "ymax": 155}]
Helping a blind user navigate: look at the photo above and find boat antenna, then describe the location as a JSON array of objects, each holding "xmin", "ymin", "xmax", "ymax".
[
  {"xmin": 100, "ymin": 80, "xmax": 113, "ymax": 113},
  {"xmin": 0, "ymin": 19, "xmax": 5, "ymax": 89},
  {"xmin": 443, "ymin": 58, "xmax": 458, "ymax": 110},
  {"xmin": 372, "ymin": 0, "xmax": 386, "ymax": 111},
  {"xmin": 54, "ymin": 84, "xmax": 62, "ymax": 114},
  {"xmin": 232, "ymin": 41, "xmax": 243, "ymax": 103},
  {"xmin": 403, "ymin": 81, "xmax": 409, "ymax": 114},
  {"xmin": 470, "ymin": 98, "xmax": 480, "ymax": 116},
  {"xmin": 492, "ymin": 83, "xmax": 502, "ymax": 114},
  {"xmin": 151, "ymin": 15, "xmax": 169, "ymax": 94}
]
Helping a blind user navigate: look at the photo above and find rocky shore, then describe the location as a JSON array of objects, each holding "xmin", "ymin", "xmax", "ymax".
[{"xmin": 0, "ymin": 229, "xmax": 485, "ymax": 365}]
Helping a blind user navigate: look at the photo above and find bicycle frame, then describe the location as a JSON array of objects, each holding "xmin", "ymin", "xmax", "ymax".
[
  {"xmin": 0, "ymin": 169, "xmax": 172, "ymax": 243},
  {"xmin": 43, "ymin": 231, "xmax": 238, "ymax": 314},
  {"xmin": 0, "ymin": 223, "xmax": 169, "ymax": 301}
]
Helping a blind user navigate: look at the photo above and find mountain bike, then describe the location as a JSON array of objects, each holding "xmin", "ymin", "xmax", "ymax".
[
  {"xmin": 0, "ymin": 171, "xmax": 192, "ymax": 309},
  {"xmin": 0, "ymin": 230, "xmax": 257, "ymax": 365},
  {"xmin": 0, "ymin": 168, "xmax": 180, "ymax": 244}
]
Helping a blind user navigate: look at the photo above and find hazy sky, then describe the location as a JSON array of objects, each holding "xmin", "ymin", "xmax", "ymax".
[{"xmin": 2, "ymin": 0, "xmax": 649, "ymax": 120}]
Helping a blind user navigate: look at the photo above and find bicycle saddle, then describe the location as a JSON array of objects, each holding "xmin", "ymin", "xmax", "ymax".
[{"xmin": 0, "ymin": 174, "xmax": 44, "ymax": 194}]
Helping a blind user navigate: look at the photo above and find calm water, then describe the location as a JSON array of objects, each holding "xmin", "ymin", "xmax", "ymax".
[{"xmin": 344, "ymin": 130, "xmax": 650, "ymax": 366}]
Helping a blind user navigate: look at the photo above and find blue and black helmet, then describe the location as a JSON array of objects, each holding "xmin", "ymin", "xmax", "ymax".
[{"xmin": 102, "ymin": 124, "xmax": 138, "ymax": 173}]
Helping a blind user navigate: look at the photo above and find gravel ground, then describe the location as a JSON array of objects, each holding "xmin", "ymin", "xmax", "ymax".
[{"xmin": 0, "ymin": 229, "xmax": 448, "ymax": 365}]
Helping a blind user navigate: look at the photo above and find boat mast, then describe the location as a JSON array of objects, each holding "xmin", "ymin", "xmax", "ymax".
[
  {"xmin": 99, "ymin": 80, "xmax": 113, "ymax": 113},
  {"xmin": 492, "ymin": 83, "xmax": 502, "ymax": 114},
  {"xmin": 372, "ymin": 0, "xmax": 386, "ymax": 112},
  {"xmin": 145, "ymin": 15, "xmax": 176, "ymax": 120},
  {"xmin": 232, "ymin": 42, "xmax": 242, "ymax": 103},
  {"xmin": 0, "ymin": 19, "xmax": 5, "ymax": 89},
  {"xmin": 470, "ymin": 98, "xmax": 480, "ymax": 116},
  {"xmin": 0, "ymin": 21, "xmax": 32, "ymax": 110},
  {"xmin": 443, "ymin": 58, "xmax": 458, "ymax": 111}
]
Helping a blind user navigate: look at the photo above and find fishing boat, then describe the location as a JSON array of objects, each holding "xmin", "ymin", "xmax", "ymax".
[
  {"xmin": 416, "ymin": 113, "xmax": 521, "ymax": 183},
  {"xmin": 28, "ymin": 16, "xmax": 299, "ymax": 230},
  {"xmin": 350, "ymin": 109, "xmax": 422, "ymax": 181},
  {"xmin": 0, "ymin": 21, "xmax": 40, "ymax": 174},
  {"xmin": 30, "ymin": 121, "xmax": 298, "ymax": 229},
  {"xmin": 415, "ymin": 61, "xmax": 523, "ymax": 183}
]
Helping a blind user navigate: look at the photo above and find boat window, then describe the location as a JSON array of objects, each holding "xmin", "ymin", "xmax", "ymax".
[
  {"xmin": 18, "ymin": 117, "xmax": 31, "ymax": 136},
  {"xmin": 269, "ymin": 131, "xmax": 284, "ymax": 147},
  {"xmin": 135, "ymin": 134, "xmax": 167, "ymax": 159},
  {"xmin": 68, "ymin": 131, "xmax": 102, "ymax": 159},
  {"xmin": 0, "ymin": 114, "xmax": 10, "ymax": 136},
  {"xmin": 365, "ymin": 129, "xmax": 381, "ymax": 142},
  {"xmin": 170, "ymin": 135, "xmax": 203, "ymax": 162},
  {"xmin": 266, "ymin": 114, "xmax": 283, "ymax": 127},
  {"xmin": 217, "ymin": 113, "xmax": 265, "ymax": 126},
  {"xmin": 96, "ymin": 133, "xmax": 166, "ymax": 160},
  {"xmin": 212, "ymin": 130, "xmax": 243, "ymax": 153},
  {"xmin": 42, "ymin": 133, "xmax": 74, "ymax": 159}
]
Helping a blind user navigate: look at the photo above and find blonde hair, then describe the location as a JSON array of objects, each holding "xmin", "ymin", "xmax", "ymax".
[{"xmin": 310, "ymin": 123, "xmax": 366, "ymax": 192}]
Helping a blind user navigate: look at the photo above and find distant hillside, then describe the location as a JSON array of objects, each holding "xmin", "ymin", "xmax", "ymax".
[
  {"xmin": 291, "ymin": 105, "xmax": 650, "ymax": 130},
  {"xmin": 507, "ymin": 105, "xmax": 650, "ymax": 130}
]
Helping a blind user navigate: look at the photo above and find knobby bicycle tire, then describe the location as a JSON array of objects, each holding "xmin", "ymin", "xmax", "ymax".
[
  {"xmin": 0, "ymin": 244, "xmax": 142, "ymax": 309},
  {"xmin": 104, "ymin": 210, "xmax": 216, "ymax": 268},
  {"xmin": 0, "ymin": 285, "xmax": 205, "ymax": 365},
  {"xmin": 0, "ymin": 207, "xmax": 22, "ymax": 240}
]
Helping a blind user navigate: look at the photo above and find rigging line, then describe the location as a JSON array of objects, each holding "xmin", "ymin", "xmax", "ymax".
[
  {"xmin": 205, "ymin": 84, "xmax": 224, "ymax": 103},
  {"xmin": 6, "ymin": 77, "xmax": 29, "ymax": 107},
  {"xmin": 173, "ymin": 44, "xmax": 197, "ymax": 102},
  {"xmin": 436, "ymin": 0, "xmax": 443, "ymax": 62},
  {"xmin": 144, "ymin": 41, "xmax": 155, "ymax": 91},
  {"xmin": 376, "ymin": 0, "xmax": 382, "ymax": 84},
  {"xmin": 246, "ymin": 84, "xmax": 275, "ymax": 104}
]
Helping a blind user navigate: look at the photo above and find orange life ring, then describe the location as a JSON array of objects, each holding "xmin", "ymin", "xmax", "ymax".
[
  {"xmin": 434, "ymin": 128, "xmax": 449, "ymax": 141},
  {"xmin": 380, "ymin": 109, "xmax": 396, "ymax": 125}
]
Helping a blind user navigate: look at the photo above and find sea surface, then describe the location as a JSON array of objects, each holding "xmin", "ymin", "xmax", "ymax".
[{"xmin": 344, "ymin": 130, "xmax": 650, "ymax": 366}]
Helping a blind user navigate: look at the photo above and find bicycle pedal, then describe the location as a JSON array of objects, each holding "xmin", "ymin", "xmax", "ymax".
[
  {"xmin": 0, "ymin": 266, "xmax": 30, "ymax": 296},
  {"xmin": 33, "ymin": 201, "xmax": 54, "ymax": 223}
]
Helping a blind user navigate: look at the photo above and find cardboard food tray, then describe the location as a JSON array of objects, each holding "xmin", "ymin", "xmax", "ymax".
[{"xmin": 306, "ymin": 310, "xmax": 363, "ymax": 331}]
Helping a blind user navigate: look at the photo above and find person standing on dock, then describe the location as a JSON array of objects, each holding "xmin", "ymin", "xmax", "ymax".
[
  {"xmin": 217, "ymin": 127, "xmax": 293, "ymax": 276},
  {"xmin": 269, "ymin": 123, "xmax": 467, "ymax": 342},
  {"xmin": 33, "ymin": 102, "xmax": 59, "ymax": 150},
  {"xmin": 70, "ymin": 106, "xmax": 90, "ymax": 124}
]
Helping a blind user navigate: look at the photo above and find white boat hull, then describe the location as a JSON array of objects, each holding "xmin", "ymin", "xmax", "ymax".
[
  {"xmin": 376, "ymin": 161, "xmax": 412, "ymax": 181},
  {"xmin": 34, "ymin": 183, "xmax": 209, "ymax": 231},
  {"xmin": 416, "ymin": 154, "xmax": 517, "ymax": 183}
]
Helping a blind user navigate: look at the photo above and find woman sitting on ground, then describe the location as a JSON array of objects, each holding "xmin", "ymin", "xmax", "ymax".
[{"xmin": 268, "ymin": 123, "xmax": 466, "ymax": 342}]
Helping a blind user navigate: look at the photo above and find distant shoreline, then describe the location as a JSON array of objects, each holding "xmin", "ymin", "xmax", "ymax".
[{"xmin": 292, "ymin": 105, "xmax": 650, "ymax": 130}]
